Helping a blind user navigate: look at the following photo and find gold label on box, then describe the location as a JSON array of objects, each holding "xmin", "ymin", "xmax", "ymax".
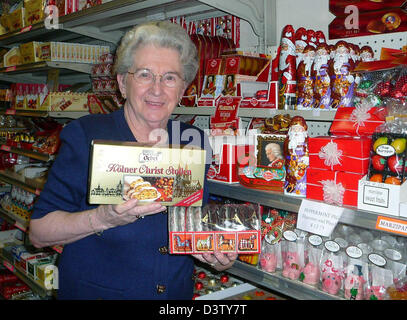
[{"xmin": 88, "ymin": 140, "xmax": 206, "ymax": 206}]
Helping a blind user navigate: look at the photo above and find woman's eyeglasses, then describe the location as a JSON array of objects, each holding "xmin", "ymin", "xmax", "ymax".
[{"xmin": 127, "ymin": 69, "xmax": 184, "ymax": 88}]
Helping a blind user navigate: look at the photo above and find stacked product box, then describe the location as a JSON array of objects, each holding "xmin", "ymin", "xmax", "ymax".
[
  {"xmin": 307, "ymin": 135, "xmax": 372, "ymax": 207},
  {"xmin": 358, "ymin": 132, "xmax": 407, "ymax": 216}
]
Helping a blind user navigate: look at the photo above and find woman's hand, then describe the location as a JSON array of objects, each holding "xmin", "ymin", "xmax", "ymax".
[
  {"xmin": 94, "ymin": 199, "xmax": 167, "ymax": 230},
  {"xmin": 193, "ymin": 251, "xmax": 238, "ymax": 272}
]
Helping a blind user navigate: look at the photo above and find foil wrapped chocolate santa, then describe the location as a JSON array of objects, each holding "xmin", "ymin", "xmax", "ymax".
[
  {"xmin": 313, "ymin": 43, "xmax": 332, "ymax": 109},
  {"xmin": 329, "ymin": 41, "xmax": 356, "ymax": 108},
  {"xmin": 284, "ymin": 116, "xmax": 309, "ymax": 197},
  {"xmin": 296, "ymin": 45, "xmax": 316, "ymax": 109},
  {"xmin": 278, "ymin": 25, "xmax": 297, "ymax": 110}
]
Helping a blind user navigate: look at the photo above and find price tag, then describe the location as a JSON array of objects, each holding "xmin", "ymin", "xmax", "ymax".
[
  {"xmin": 3, "ymin": 260, "xmax": 14, "ymax": 272},
  {"xmin": 375, "ymin": 216, "xmax": 407, "ymax": 236},
  {"xmin": 0, "ymin": 145, "xmax": 11, "ymax": 152},
  {"xmin": 14, "ymin": 221, "xmax": 27, "ymax": 232},
  {"xmin": 19, "ymin": 25, "xmax": 32, "ymax": 33},
  {"xmin": 5, "ymin": 66, "xmax": 16, "ymax": 72},
  {"xmin": 297, "ymin": 199, "xmax": 344, "ymax": 237},
  {"xmin": 5, "ymin": 109, "xmax": 16, "ymax": 115}
]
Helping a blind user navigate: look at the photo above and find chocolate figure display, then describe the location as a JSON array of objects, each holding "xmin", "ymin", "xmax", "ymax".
[
  {"xmin": 283, "ymin": 116, "xmax": 309, "ymax": 196},
  {"xmin": 295, "ymin": 27, "xmax": 308, "ymax": 68},
  {"xmin": 278, "ymin": 25, "xmax": 297, "ymax": 110},
  {"xmin": 329, "ymin": 41, "xmax": 355, "ymax": 109},
  {"xmin": 296, "ymin": 45, "xmax": 316, "ymax": 109},
  {"xmin": 313, "ymin": 43, "xmax": 332, "ymax": 109}
]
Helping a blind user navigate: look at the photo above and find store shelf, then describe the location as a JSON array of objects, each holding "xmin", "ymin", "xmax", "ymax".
[
  {"xmin": 0, "ymin": 61, "xmax": 92, "ymax": 75},
  {"xmin": 0, "ymin": 145, "xmax": 54, "ymax": 162},
  {"xmin": 174, "ymin": 106, "xmax": 337, "ymax": 121},
  {"xmin": 0, "ymin": 207, "xmax": 29, "ymax": 232},
  {"xmin": 228, "ymin": 261, "xmax": 342, "ymax": 300},
  {"xmin": 207, "ymin": 180, "xmax": 405, "ymax": 234},
  {"xmin": 0, "ymin": 0, "xmax": 275, "ymax": 47},
  {"xmin": 0, "ymin": 254, "xmax": 53, "ymax": 297},
  {"xmin": 0, "ymin": 171, "xmax": 43, "ymax": 195},
  {"xmin": 0, "ymin": 109, "xmax": 89, "ymax": 119}
]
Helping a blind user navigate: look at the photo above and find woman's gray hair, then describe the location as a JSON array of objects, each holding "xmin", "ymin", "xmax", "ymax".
[{"xmin": 113, "ymin": 20, "xmax": 198, "ymax": 85}]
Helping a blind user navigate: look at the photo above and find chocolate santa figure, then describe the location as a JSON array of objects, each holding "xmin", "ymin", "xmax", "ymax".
[
  {"xmin": 329, "ymin": 41, "xmax": 355, "ymax": 109},
  {"xmin": 283, "ymin": 116, "xmax": 309, "ymax": 197},
  {"xmin": 295, "ymin": 27, "xmax": 308, "ymax": 68},
  {"xmin": 360, "ymin": 46, "xmax": 374, "ymax": 62},
  {"xmin": 278, "ymin": 25, "xmax": 297, "ymax": 110},
  {"xmin": 296, "ymin": 45, "xmax": 316, "ymax": 109},
  {"xmin": 313, "ymin": 43, "xmax": 332, "ymax": 109},
  {"xmin": 315, "ymin": 30, "xmax": 326, "ymax": 45},
  {"xmin": 306, "ymin": 29, "xmax": 317, "ymax": 49}
]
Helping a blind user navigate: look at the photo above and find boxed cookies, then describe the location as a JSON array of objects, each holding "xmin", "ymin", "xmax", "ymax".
[{"xmin": 88, "ymin": 140, "xmax": 207, "ymax": 206}]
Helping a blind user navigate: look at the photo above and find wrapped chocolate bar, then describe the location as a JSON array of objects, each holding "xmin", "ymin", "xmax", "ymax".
[{"xmin": 169, "ymin": 203, "xmax": 261, "ymax": 254}]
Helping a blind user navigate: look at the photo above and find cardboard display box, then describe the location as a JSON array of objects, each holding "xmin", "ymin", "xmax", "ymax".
[{"xmin": 358, "ymin": 175, "xmax": 407, "ymax": 216}]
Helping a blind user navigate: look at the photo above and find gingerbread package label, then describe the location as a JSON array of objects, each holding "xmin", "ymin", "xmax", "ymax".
[{"xmin": 88, "ymin": 140, "xmax": 206, "ymax": 206}]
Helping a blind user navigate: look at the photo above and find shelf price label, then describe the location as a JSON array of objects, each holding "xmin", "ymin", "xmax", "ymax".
[
  {"xmin": 3, "ymin": 260, "xmax": 14, "ymax": 273},
  {"xmin": 5, "ymin": 109, "xmax": 16, "ymax": 115},
  {"xmin": 0, "ymin": 145, "xmax": 11, "ymax": 152},
  {"xmin": 376, "ymin": 216, "xmax": 407, "ymax": 236},
  {"xmin": 296, "ymin": 199, "xmax": 344, "ymax": 237}
]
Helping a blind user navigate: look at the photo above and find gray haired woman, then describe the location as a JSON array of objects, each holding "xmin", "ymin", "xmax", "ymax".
[{"xmin": 29, "ymin": 21, "xmax": 236, "ymax": 300}]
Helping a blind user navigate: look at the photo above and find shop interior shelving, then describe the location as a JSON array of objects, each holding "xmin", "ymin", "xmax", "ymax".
[
  {"xmin": 207, "ymin": 180, "xmax": 402, "ymax": 233},
  {"xmin": 228, "ymin": 260, "xmax": 342, "ymax": 300},
  {"xmin": 173, "ymin": 106, "xmax": 337, "ymax": 121}
]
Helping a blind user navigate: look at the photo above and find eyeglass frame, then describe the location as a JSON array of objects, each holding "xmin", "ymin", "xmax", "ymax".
[{"xmin": 127, "ymin": 68, "xmax": 185, "ymax": 88}]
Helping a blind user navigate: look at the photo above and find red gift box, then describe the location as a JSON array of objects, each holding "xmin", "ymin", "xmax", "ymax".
[
  {"xmin": 306, "ymin": 167, "xmax": 364, "ymax": 207},
  {"xmin": 309, "ymin": 136, "xmax": 372, "ymax": 174},
  {"xmin": 329, "ymin": 106, "xmax": 385, "ymax": 136},
  {"xmin": 207, "ymin": 136, "xmax": 254, "ymax": 184}
]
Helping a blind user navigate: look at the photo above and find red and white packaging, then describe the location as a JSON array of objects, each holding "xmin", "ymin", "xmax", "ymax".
[
  {"xmin": 210, "ymin": 96, "xmax": 242, "ymax": 136},
  {"xmin": 207, "ymin": 135, "xmax": 254, "ymax": 184},
  {"xmin": 308, "ymin": 135, "xmax": 372, "ymax": 174},
  {"xmin": 329, "ymin": 106, "xmax": 386, "ymax": 136},
  {"xmin": 306, "ymin": 167, "xmax": 364, "ymax": 207}
]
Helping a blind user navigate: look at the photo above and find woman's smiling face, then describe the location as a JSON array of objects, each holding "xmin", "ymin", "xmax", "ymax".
[{"xmin": 119, "ymin": 44, "xmax": 186, "ymax": 128}]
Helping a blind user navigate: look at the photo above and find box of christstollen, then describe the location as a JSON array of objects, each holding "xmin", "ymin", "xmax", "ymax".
[{"xmin": 88, "ymin": 140, "xmax": 207, "ymax": 206}]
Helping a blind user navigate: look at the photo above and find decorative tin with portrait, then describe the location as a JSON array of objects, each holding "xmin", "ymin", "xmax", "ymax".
[{"xmin": 237, "ymin": 134, "xmax": 287, "ymax": 192}]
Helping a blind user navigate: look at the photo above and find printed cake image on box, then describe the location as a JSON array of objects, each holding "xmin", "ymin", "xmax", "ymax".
[{"xmin": 88, "ymin": 140, "xmax": 206, "ymax": 206}]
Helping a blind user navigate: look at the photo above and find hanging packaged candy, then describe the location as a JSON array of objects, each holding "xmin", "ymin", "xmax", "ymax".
[
  {"xmin": 300, "ymin": 234, "xmax": 322, "ymax": 286},
  {"xmin": 368, "ymin": 131, "xmax": 407, "ymax": 185},
  {"xmin": 384, "ymin": 248, "xmax": 406, "ymax": 285},
  {"xmin": 320, "ymin": 240, "xmax": 345, "ymax": 296},
  {"xmin": 344, "ymin": 245, "xmax": 369, "ymax": 300},
  {"xmin": 386, "ymin": 276, "xmax": 407, "ymax": 300},
  {"xmin": 168, "ymin": 203, "xmax": 261, "ymax": 254},
  {"xmin": 281, "ymin": 230, "xmax": 305, "ymax": 281},
  {"xmin": 365, "ymin": 253, "xmax": 394, "ymax": 300},
  {"xmin": 259, "ymin": 238, "xmax": 281, "ymax": 274}
]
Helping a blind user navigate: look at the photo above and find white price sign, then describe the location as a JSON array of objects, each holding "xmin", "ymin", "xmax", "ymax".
[{"xmin": 297, "ymin": 199, "xmax": 344, "ymax": 237}]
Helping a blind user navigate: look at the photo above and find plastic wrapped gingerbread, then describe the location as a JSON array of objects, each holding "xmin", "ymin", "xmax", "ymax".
[{"xmin": 283, "ymin": 116, "xmax": 309, "ymax": 196}]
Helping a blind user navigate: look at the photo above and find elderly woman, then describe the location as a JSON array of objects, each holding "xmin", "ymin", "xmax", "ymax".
[{"xmin": 29, "ymin": 21, "xmax": 237, "ymax": 300}]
